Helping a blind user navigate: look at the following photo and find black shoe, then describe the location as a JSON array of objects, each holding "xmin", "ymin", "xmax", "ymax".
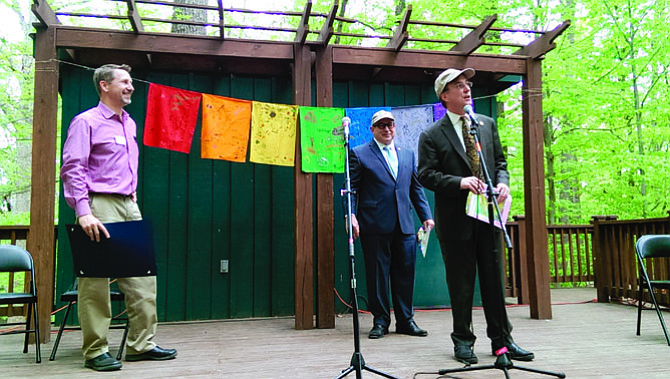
[
  {"xmin": 125, "ymin": 346, "xmax": 178, "ymax": 361},
  {"xmin": 492, "ymin": 343, "xmax": 534, "ymax": 361},
  {"xmin": 454, "ymin": 345, "xmax": 478, "ymax": 365},
  {"xmin": 84, "ymin": 352, "xmax": 122, "ymax": 371},
  {"xmin": 368, "ymin": 324, "xmax": 389, "ymax": 339},
  {"xmin": 396, "ymin": 320, "xmax": 428, "ymax": 337}
]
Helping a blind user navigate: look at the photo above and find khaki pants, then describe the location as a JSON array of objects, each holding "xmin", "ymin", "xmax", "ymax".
[{"xmin": 78, "ymin": 194, "xmax": 157, "ymax": 360}]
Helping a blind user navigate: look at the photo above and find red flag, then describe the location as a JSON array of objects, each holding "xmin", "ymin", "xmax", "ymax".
[{"xmin": 144, "ymin": 83, "xmax": 202, "ymax": 153}]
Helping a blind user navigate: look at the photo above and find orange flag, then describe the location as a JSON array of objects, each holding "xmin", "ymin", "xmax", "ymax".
[
  {"xmin": 144, "ymin": 83, "xmax": 201, "ymax": 154},
  {"xmin": 201, "ymin": 94, "xmax": 252, "ymax": 162}
]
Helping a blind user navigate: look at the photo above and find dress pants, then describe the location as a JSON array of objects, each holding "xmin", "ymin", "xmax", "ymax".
[
  {"xmin": 78, "ymin": 193, "xmax": 158, "ymax": 360},
  {"xmin": 438, "ymin": 220, "xmax": 513, "ymax": 348},
  {"xmin": 360, "ymin": 223, "xmax": 417, "ymax": 328}
]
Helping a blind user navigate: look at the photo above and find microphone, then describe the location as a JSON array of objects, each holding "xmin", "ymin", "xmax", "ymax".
[
  {"xmin": 342, "ymin": 117, "xmax": 351, "ymax": 141},
  {"xmin": 463, "ymin": 104, "xmax": 479, "ymax": 125}
]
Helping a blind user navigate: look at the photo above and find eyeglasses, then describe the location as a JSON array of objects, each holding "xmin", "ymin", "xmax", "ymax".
[
  {"xmin": 374, "ymin": 122, "xmax": 395, "ymax": 129},
  {"xmin": 451, "ymin": 81, "xmax": 473, "ymax": 90}
]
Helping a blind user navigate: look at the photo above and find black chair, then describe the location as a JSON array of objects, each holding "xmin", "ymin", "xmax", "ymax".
[
  {"xmin": 49, "ymin": 279, "xmax": 129, "ymax": 361},
  {"xmin": 0, "ymin": 245, "xmax": 41, "ymax": 363},
  {"xmin": 635, "ymin": 235, "xmax": 670, "ymax": 345}
]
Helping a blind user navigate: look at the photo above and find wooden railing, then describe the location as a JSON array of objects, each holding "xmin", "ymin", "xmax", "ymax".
[
  {"xmin": 592, "ymin": 214, "xmax": 670, "ymax": 306},
  {"xmin": 504, "ymin": 217, "xmax": 594, "ymax": 304},
  {"xmin": 0, "ymin": 226, "xmax": 30, "ymax": 318}
]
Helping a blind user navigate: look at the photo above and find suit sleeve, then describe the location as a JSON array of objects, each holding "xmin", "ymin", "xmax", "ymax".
[
  {"xmin": 342, "ymin": 147, "xmax": 361, "ymax": 217},
  {"xmin": 408, "ymin": 153, "xmax": 433, "ymax": 222},
  {"xmin": 417, "ymin": 130, "xmax": 462, "ymax": 198}
]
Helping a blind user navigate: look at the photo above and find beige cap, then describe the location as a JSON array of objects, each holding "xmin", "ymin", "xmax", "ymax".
[
  {"xmin": 434, "ymin": 68, "xmax": 475, "ymax": 98},
  {"xmin": 371, "ymin": 110, "xmax": 394, "ymax": 126}
]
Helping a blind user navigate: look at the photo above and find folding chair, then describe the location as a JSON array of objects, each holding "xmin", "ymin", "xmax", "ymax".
[
  {"xmin": 635, "ymin": 234, "xmax": 670, "ymax": 345},
  {"xmin": 49, "ymin": 278, "xmax": 129, "ymax": 361},
  {"xmin": 0, "ymin": 245, "xmax": 41, "ymax": 363}
]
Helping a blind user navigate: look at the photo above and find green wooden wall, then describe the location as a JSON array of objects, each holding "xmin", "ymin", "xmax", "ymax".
[{"xmin": 56, "ymin": 64, "xmax": 496, "ymax": 323}]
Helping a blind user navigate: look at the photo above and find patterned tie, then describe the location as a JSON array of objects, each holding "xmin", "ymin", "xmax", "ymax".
[
  {"xmin": 461, "ymin": 116, "xmax": 482, "ymax": 180},
  {"xmin": 383, "ymin": 146, "xmax": 398, "ymax": 179}
]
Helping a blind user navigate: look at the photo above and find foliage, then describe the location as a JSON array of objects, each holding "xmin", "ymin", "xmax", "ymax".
[{"xmin": 0, "ymin": 0, "xmax": 34, "ymax": 225}]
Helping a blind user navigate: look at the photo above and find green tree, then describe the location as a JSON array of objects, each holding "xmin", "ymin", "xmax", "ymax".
[{"xmin": 0, "ymin": 0, "xmax": 35, "ymax": 225}]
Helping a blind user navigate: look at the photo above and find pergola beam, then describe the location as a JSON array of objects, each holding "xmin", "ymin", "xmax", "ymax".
[
  {"xmin": 386, "ymin": 4, "xmax": 411, "ymax": 52},
  {"xmin": 449, "ymin": 15, "xmax": 497, "ymax": 55},
  {"xmin": 54, "ymin": 27, "xmax": 294, "ymax": 59},
  {"xmin": 217, "ymin": 0, "xmax": 224, "ymax": 39},
  {"xmin": 125, "ymin": 0, "xmax": 144, "ymax": 33},
  {"xmin": 294, "ymin": 0, "xmax": 312, "ymax": 44},
  {"xmin": 513, "ymin": 20, "xmax": 571, "ymax": 59},
  {"xmin": 331, "ymin": 46, "xmax": 527, "ymax": 74},
  {"xmin": 31, "ymin": 0, "xmax": 61, "ymax": 26},
  {"xmin": 317, "ymin": 1, "xmax": 338, "ymax": 46}
]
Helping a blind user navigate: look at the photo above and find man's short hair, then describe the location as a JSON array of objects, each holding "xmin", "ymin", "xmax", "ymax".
[{"xmin": 93, "ymin": 64, "xmax": 132, "ymax": 96}]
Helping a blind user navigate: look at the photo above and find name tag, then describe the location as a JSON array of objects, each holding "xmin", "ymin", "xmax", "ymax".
[{"xmin": 115, "ymin": 136, "xmax": 127, "ymax": 145}]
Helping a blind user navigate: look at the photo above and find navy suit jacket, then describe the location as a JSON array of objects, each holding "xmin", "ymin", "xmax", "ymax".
[{"xmin": 349, "ymin": 140, "xmax": 432, "ymax": 235}]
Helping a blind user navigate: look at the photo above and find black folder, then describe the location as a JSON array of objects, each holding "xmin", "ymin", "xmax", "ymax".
[{"xmin": 66, "ymin": 220, "xmax": 157, "ymax": 278}]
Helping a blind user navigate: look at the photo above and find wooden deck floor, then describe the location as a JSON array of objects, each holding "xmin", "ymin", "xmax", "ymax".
[{"xmin": 2, "ymin": 288, "xmax": 669, "ymax": 378}]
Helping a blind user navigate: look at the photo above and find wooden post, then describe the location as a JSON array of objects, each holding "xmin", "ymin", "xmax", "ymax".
[
  {"xmin": 315, "ymin": 46, "xmax": 335, "ymax": 329},
  {"xmin": 27, "ymin": 26, "xmax": 58, "ymax": 342},
  {"xmin": 293, "ymin": 43, "xmax": 314, "ymax": 330},
  {"xmin": 521, "ymin": 58, "xmax": 552, "ymax": 319}
]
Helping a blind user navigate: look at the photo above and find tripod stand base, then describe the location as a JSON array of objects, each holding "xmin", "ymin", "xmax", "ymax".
[
  {"xmin": 417, "ymin": 354, "xmax": 566, "ymax": 379},
  {"xmin": 334, "ymin": 352, "xmax": 400, "ymax": 379}
]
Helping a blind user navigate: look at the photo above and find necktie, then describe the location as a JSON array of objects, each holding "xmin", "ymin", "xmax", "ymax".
[
  {"xmin": 461, "ymin": 116, "xmax": 482, "ymax": 180},
  {"xmin": 383, "ymin": 146, "xmax": 398, "ymax": 179}
]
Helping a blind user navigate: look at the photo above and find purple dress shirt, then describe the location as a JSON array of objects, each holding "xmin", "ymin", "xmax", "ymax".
[{"xmin": 60, "ymin": 102, "xmax": 139, "ymax": 217}]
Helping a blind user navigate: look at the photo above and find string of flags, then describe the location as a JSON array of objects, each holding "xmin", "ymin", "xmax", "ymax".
[{"xmin": 143, "ymin": 83, "xmax": 448, "ymax": 173}]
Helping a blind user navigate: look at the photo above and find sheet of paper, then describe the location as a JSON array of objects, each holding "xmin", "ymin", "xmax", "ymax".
[
  {"xmin": 417, "ymin": 227, "xmax": 431, "ymax": 258},
  {"xmin": 465, "ymin": 188, "xmax": 512, "ymax": 229}
]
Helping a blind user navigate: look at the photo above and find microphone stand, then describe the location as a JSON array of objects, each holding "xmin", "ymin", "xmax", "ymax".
[
  {"xmin": 417, "ymin": 112, "xmax": 565, "ymax": 379},
  {"xmin": 334, "ymin": 122, "xmax": 399, "ymax": 379}
]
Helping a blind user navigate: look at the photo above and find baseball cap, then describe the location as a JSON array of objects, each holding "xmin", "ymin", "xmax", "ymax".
[
  {"xmin": 371, "ymin": 110, "xmax": 395, "ymax": 126},
  {"xmin": 434, "ymin": 68, "xmax": 475, "ymax": 98}
]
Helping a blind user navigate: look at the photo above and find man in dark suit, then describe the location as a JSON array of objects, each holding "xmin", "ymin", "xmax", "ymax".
[
  {"xmin": 417, "ymin": 68, "xmax": 534, "ymax": 364},
  {"xmin": 348, "ymin": 110, "xmax": 435, "ymax": 339}
]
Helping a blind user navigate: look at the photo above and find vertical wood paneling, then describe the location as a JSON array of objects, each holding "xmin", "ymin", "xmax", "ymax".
[
  {"xmin": 251, "ymin": 78, "xmax": 273, "ymax": 317},
  {"xmin": 186, "ymin": 74, "xmax": 214, "ymax": 320},
  {"xmin": 272, "ymin": 76, "xmax": 297, "ymax": 317},
  {"xmin": 54, "ymin": 65, "xmax": 82, "ymax": 326},
  {"xmin": 229, "ymin": 76, "xmax": 255, "ymax": 319},
  {"xmin": 210, "ymin": 77, "xmax": 233, "ymax": 320},
  {"xmin": 164, "ymin": 74, "xmax": 189, "ymax": 322},
  {"xmin": 141, "ymin": 73, "xmax": 171, "ymax": 321}
]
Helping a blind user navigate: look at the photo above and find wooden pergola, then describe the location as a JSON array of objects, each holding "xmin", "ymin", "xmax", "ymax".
[{"xmin": 29, "ymin": 0, "xmax": 569, "ymax": 341}]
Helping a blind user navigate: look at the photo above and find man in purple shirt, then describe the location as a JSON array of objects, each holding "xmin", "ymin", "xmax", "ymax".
[{"xmin": 61, "ymin": 64, "xmax": 176, "ymax": 371}]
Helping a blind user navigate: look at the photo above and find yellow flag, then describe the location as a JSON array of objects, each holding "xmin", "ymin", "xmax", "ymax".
[{"xmin": 249, "ymin": 101, "xmax": 298, "ymax": 166}]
